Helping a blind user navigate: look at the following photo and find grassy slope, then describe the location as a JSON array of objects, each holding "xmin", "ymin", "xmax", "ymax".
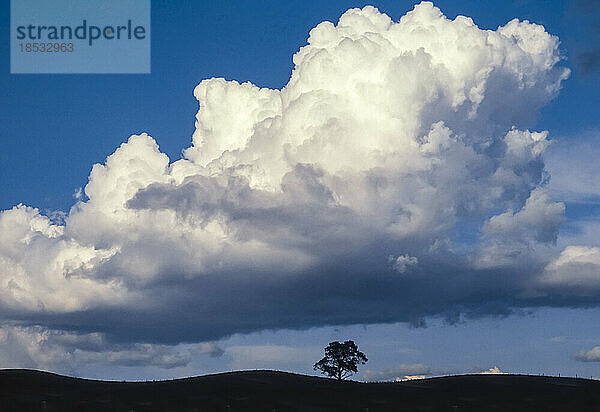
[{"xmin": 1, "ymin": 369, "xmax": 599, "ymax": 411}]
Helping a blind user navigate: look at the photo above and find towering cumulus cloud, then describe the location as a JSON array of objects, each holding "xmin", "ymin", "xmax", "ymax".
[{"xmin": 1, "ymin": 2, "xmax": 590, "ymax": 365}]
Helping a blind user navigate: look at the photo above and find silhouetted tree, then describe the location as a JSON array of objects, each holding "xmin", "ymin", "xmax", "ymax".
[{"xmin": 313, "ymin": 340, "xmax": 368, "ymax": 380}]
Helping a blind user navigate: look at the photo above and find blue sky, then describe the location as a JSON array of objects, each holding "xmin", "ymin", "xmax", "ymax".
[{"xmin": 1, "ymin": 0, "xmax": 600, "ymax": 381}]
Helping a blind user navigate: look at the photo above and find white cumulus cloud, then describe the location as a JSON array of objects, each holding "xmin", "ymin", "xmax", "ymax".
[
  {"xmin": 363, "ymin": 363, "xmax": 431, "ymax": 381},
  {"xmin": 542, "ymin": 246, "xmax": 600, "ymax": 291},
  {"xmin": 0, "ymin": 2, "xmax": 590, "ymax": 354},
  {"xmin": 481, "ymin": 366, "xmax": 505, "ymax": 374},
  {"xmin": 575, "ymin": 346, "xmax": 600, "ymax": 362}
]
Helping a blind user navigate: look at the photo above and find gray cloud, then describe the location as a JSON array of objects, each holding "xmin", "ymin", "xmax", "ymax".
[
  {"xmin": 196, "ymin": 342, "xmax": 225, "ymax": 358},
  {"xmin": 0, "ymin": 325, "xmax": 192, "ymax": 372}
]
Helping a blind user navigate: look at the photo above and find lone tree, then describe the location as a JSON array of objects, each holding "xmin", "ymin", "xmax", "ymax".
[{"xmin": 313, "ymin": 340, "xmax": 368, "ymax": 380}]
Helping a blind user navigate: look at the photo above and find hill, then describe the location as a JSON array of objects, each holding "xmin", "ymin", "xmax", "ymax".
[{"xmin": 1, "ymin": 369, "xmax": 599, "ymax": 411}]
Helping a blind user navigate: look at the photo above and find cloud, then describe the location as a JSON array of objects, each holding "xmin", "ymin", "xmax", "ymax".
[
  {"xmin": 389, "ymin": 254, "xmax": 418, "ymax": 274},
  {"xmin": 0, "ymin": 325, "xmax": 193, "ymax": 372},
  {"xmin": 480, "ymin": 366, "xmax": 504, "ymax": 374},
  {"xmin": 1, "ymin": 1, "xmax": 591, "ymax": 355},
  {"xmin": 363, "ymin": 363, "xmax": 431, "ymax": 381},
  {"xmin": 477, "ymin": 188, "xmax": 564, "ymax": 268},
  {"xmin": 575, "ymin": 346, "xmax": 600, "ymax": 362},
  {"xmin": 196, "ymin": 342, "xmax": 225, "ymax": 358},
  {"xmin": 398, "ymin": 375, "xmax": 427, "ymax": 381},
  {"xmin": 542, "ymin": 246, "xmax": 600, "ymax": 291}
]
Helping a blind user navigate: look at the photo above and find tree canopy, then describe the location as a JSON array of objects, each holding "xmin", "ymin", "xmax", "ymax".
[{"xmin": 313, "ymin": 340, "xmax": 368, "ymax": 380}]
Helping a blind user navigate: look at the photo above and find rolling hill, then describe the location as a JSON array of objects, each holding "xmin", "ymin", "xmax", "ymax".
[{"xmin": 1, "ymin": 369, "xmax": 599, "ymax": 411}]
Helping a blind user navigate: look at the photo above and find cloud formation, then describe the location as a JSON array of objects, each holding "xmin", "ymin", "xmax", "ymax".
[
  {"xmin": 542, "ymin": 246, "xmax": 600, "ymax": 291},
  {"xmin": 363, "ymin": 363, "xmax": 431, "ymax": 381},
  {"xmin": 575, "ymin": 346, "xmax": 600, "ymax": 362},
  {"xmin": 1, "ymin": 2, "xmax": 593, "ymax": 359},
  {"xmin": 480, "ymin": 366, "xmax": 505, "ymax": 374},
  {"xmin": 0, "ymin": 325, "xmax": 194, "ymax": 372}
]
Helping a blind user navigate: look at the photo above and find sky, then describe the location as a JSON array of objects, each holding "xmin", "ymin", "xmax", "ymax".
[{"xmin": 1, "ymin": 0, "xmax": 600, "ymax": 381}]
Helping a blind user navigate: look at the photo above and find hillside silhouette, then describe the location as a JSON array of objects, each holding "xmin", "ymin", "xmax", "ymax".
[{"xmin": 1, "ymin": 369, "xmax": 599, "ymax": 411}]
